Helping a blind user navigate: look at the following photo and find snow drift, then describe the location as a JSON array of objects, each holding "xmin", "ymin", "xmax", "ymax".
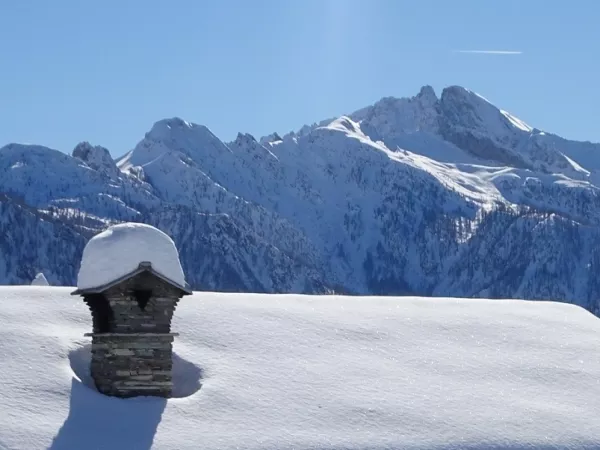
[{"xmin": 0, "ymin": 287, "xmax": 599, "ymax": 449}]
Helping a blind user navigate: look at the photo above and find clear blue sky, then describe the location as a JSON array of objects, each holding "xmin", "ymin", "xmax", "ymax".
[{"xmin": 1, "ymin": 1, "xmax": 599, "ymax": 157}]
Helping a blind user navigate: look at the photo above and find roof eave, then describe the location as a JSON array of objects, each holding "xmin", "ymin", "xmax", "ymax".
[{"xmin": 71, "ymin": 263, "xmax": 193, "ymax": 296}]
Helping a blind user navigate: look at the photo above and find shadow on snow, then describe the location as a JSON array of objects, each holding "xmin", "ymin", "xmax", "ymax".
[{"xmin": 49, "ymin": 344, "xmax": 203, "ymax": 450}]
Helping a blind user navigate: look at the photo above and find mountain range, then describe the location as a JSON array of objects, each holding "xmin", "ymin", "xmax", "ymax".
[{"xmin": 2, "ymin": 85, "xmax": 600, "ymax": 315}]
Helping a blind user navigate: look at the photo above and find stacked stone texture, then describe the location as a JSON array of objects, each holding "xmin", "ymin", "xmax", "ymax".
[
  {"xmin": 83, "ymin": 272, "xmax": 182, "ymax": 398},
  {"xmin": 89, "ymin": 333, "xmax": 175, "ymax": 398}
]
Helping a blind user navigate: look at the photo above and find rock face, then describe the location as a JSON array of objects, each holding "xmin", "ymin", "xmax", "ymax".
[{"xmin": 80, "ymin": 270, "xmax": 189, "ymax": 398}]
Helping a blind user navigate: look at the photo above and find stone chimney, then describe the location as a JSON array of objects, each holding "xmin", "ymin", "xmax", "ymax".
[{"xmin": 72, "ymin": 223, "xmax": 191, "ymax": 398}]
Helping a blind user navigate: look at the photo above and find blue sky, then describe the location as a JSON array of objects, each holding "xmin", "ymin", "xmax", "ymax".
[{"xmin": 1, "ymin": 1, "xmax": 599, "ymax": 157}]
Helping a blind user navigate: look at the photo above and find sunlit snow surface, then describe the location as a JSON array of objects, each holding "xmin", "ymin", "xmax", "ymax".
[
  {"xmin": 500, "ymin": 109, "xmax": 533, "ymax": 132},
  {"xmin": 0, "ymin": 287, "xmax": 599, "ymax": 449},
  {"xmin": 77, "ymin": 222, "xmax": 186, "ymax": 290}
]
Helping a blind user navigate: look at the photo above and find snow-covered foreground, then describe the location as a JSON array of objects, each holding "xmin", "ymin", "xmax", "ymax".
[{"xmin": 1, "ymin": 287, "xmax": 599, "ymax": 450}]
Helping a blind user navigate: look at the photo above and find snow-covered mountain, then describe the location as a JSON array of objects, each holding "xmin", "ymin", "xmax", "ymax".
[{"xmin": 2, "ymin": 85, "xmax": 600, "ymax": 314}]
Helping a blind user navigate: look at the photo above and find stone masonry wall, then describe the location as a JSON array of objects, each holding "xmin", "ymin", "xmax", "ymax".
[
  {"xmin": 103, "ymin": 272, "xmax": 180, "ymax": 334},
  {"xmin": 82, "ymin": 272, "xmax": 185, "ymax": 398},
  {"xmin": 107, "ymin": 295, "xmax": 177, "ymax": 333},
  {"xmin": 90, "ymin": 333, "xmax": 176, "ymax": 398}
]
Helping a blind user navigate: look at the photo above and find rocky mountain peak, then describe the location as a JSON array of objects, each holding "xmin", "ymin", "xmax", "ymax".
[
  {"xmin": 72, "ymin": 141, "xmax": 119, "ymax": 179},
  {"xmin": 416, "ymin": 85, "xmax": 438, "ymax": 104}
]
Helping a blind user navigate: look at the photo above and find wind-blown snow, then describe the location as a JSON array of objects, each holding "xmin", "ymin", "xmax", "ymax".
[
  {"xmin": 1, "ymin": 287, "xmax": 599, "ymax": 449},
  {"xmin": 31, "ymin": 272, "xmax": 49, "ymax": 286},
  {"xmin": 77, "ymin": 223, "xmax": 185, "ymax": 290}
]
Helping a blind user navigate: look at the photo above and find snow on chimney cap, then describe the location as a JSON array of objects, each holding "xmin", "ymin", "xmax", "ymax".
[{"xmin": 76, "ymin": 222, "xmax": 187, "ymax": 292}]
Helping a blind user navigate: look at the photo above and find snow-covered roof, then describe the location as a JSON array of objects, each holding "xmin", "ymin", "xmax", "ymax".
[
  {"xmin": 76, "ymin": 222, "xmax": 188, "ymax": 292},
  {"xmin": 1, "ymin": 288, "xmax": 599, "ymax": 449}
]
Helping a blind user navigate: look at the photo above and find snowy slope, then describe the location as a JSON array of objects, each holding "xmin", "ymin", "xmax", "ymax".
[
  {"xmin": 0, "ymin": 143, "xmax": 159, "ymax": 220},
  {"xmin": 113, "ymin": 104, "xmax": 600, "ymax": 308},
  {"xmin": 1, "ymin": 287, "xmax": 600, "ymax": 450},
  {"xmin": 352, "ymin": 85, "xmax": 598, "ymax": 179},
  {"xmin": 0, "ymin": 193, "xmax": 86, "ymax": 286}
]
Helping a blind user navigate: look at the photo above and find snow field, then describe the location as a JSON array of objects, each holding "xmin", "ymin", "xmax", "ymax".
[{"xmin": 0, "ymin": 288, "xmax": 599, "ymax": 449}]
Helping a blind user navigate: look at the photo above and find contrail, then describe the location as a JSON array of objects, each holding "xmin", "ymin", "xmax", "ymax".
[{"xmin": 454, "ymin": 50, "xmax": 523, "ymax": 55}]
